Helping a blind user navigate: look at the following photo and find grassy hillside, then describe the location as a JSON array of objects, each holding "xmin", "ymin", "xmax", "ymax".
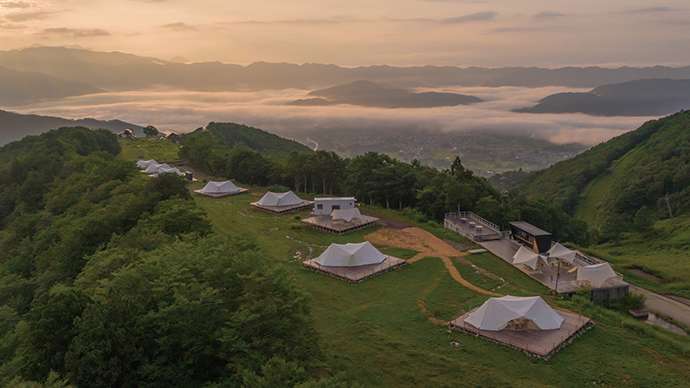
[
  {"xmin": 521, "ymin": 111, "xmax": 690, "ymax": 236},
  {"xmin": 109, "ymin": 140, "xmax": 690, "ymax": 387}
]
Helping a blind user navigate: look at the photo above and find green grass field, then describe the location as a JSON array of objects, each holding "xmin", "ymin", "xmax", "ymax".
[
  {"xmin": 119, "ymin": 138, "xmax": 182, "ymax": 162},
  {"xmin": 124, "ymin": 141, "xmax": 690, "ymax": 387}
]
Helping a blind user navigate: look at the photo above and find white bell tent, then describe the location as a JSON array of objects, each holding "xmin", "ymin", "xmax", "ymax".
[
  {"xmin": 315, "ymin": 242, "xmax": 387, "ymax": 267},
  {"xmin": 136, "ymin": 159, "xmax": 157, "ymax": 169},
  {"xmin": 464, "ymin": 295, "xmax": 564, "ymax": 331},
  {"xmin": 547, "ymin": 243, "xmax": 578, "ymax": 265},
  {"xmin": 577, "ymin": 263, "xmax": 618, "ymax": 288},
  {"xmin": 331, "ymin": 208, "xmax": 362, "ymax": 223},
  {"xmin": 195, "ymin": 181, "xmax": 245, "ymax": 197},
  {"xmin": 512, "ymin": 246, "xmax": 544, "ymax": 270},
  {"xmin": 257, "ymin": 191, "xmax": 304, "ymax": 207}
]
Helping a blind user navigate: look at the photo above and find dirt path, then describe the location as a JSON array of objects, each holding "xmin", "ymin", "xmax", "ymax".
[
  {"xmin": 630, "ymin": 285, "xmax": 690, "ymax": 328},
  {"xmin": 367, "ymin": 227, "xmax": 500, "ymax": 297}
]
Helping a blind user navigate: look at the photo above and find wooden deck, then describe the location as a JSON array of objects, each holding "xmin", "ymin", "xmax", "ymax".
[
  {"xmin": 450, "ymin": 308, "xmax": 593, "ymax": 360},
  {"xmin": 193, "ymin": 188, "xmax": 249, "ymax": 198},
  {"xmin": 250, "ymin": 201, "xmax": 314, "ymax": 214},
  {"xmin": 303, "ymin": 256, "xmax": 406, "ymax": 282},
  {"xmin": 302, "ymin": 215, "xmax": 379, "ymax": 234}
]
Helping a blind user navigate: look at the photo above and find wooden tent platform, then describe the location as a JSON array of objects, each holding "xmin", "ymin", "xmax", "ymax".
[
  {"xmin": 450, "ymin": 308, "xmax": 593, "ymax": 360},
  {"xmin": 250, "ymin": 201, "xmax": 313, "ymax": 214},
  {"xmin": 193, "ymin": 188, "xmax": 249, "ymax": 198},
  {"xmin": 303, "ymin": 256, "xmax": 406, "ymax": 282},
  {"xmin": 302, "ymin": 215, "xmax": 379, "ymax": 234}
]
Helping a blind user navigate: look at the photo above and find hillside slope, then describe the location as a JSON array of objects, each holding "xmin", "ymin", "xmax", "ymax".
[
  {"xmin": 520, "ymin": 111, "xmax": 690, "ymax": 238},
  {"xmin": 0, "ymin": 66, "xmax": 100, "ymax": 106},
  {"xmin": 0, "ymin": 109, "xmax": 144, "ymax": 145},
  {"xmin": 517, "ymin": 79, "xmax": 690, "ymax": 116}
]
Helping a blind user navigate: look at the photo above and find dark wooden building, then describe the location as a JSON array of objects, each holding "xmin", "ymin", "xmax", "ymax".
[{"xmin": 509, "ymin": 221, "xmax": 553, "ymax": 254}]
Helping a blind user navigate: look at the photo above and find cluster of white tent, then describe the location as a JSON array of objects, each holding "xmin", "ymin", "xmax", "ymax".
[
  {"xmin": 194, "ymin": 181, "xmax": 247, "ymax": 197},
  {"xmin": 464, "ymin": 295, "xmax": 564, "ymax": 332},
  {"xmin": 315, "ymin": 242, "xmax": 387, "ymax": 267},
  {"xmin": 136, "ymin": 159, "xmax": 184, "ymax": 177}
]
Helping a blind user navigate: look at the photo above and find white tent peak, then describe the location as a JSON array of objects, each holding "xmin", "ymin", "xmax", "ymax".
[
  {"xmin": 257, "ymin": 191, "xmax": 304, "ymax": 207},
  {"xmin": 512, "ymin": 246, "xmax": 544, "ymax": 270},
  {"xmin": 547, "ymin": 243, "xmax": 577, "ymax": 264},
  {"xmin": 136, "ymin": 159, "xmax": 157, "ymax": 169},
  {"xmin": 577, "ymin": 263, "xmax": 619, "ymax": 288},
  {"xmin": 199, "ymin": 181, "xmax": 241, "ymax": 195},
  {"xmin": 331, "ymin": 208, "xmax": 362, "ymax": 223},
  {"xmin": 315, "ymin": 242, "xmax": 387, "ymax": 267},
  {"xmin": 464, "ymin": 295, "xmax": 564, "ymax": 332}
]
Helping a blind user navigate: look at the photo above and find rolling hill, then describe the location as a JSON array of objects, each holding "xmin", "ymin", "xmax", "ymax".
[
  {"xmin": 0, "ymin": 109, "xmax": 144, "ymax": 145},
  {"xmin": 517, "ymin": 79, "xmax": 690, "ymax": 116},
  {"xmin": 289, "ymin": 80, "xmax": 482, "ymax": 108}
]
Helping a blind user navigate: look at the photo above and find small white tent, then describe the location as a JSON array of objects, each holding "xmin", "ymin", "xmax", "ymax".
[
  {"xmin": 143, "ymin": 162, "xmax": 166, "ymax": 174},
  {"xmin": 512, "ymin": 246, "xmax": 544, "ymax": 270},
  {"xmin": 464, "ymin": 295, "xmax": 564, "ymax": 331},
  {"xmin": 196, "ymin": 181, "xmax": 242, "ymax": 196},
  {"xmin": 257, "ymin": 191, "xmax": 304, "ymax": 207},
  {"xmin": 577, "ymin": 263, "xmax": 618, "ymax": 288},
  {"xmin": 547, "ymin": 243, "xmax": 577, "ymax": 265},
  {"xmin": 315, "ymin": 242, "xmax": 387, "ymax": 267},
  {"xmin": 331, "ymin": 208, "xmax": 362, "ymax": 223},
  {"xmin": 136, "ymin": 159, "xmax": 157, "ymax": 169},
  {"xmin": 155, "ymin": 166, "xmax": 184, "ymax": 176}
]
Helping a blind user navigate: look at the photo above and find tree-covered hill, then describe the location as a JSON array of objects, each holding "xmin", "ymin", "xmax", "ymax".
[
  {"xmin": 519, "ymin": 110, "xmax": 690, "ymax": 240},
  {"xmin": 0, "ymin": 128, "xmax": 339, "ymax": 386}
]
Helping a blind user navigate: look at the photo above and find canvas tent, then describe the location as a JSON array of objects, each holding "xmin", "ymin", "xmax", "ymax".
[
  {"xmin": 331, "ymin": 208, "xmax": 362, "ymax": 223},
  {"xmin": 257, "ymin": 191, "xmax": 304, "ymax": 207},
  {"xmin": 143, "ymin": 162, "xmax": 166, "ymax": 174},
  {"xmin": 547, "ymin": 243, "xmax": 577, "ymax": 265},
  {"xmin": 155, "ymin": 166, "xmax": 183, "ymax": 176},
  {"xmin": 464, "ymin": 295, "xmax": 564, "ymax": 332},
  {"xmin": 577, "ymin": 263, "xmax": 618, "ymax": 288},
  {"xmin": 315, "ymin": 242, "xmax": 387, "ymax": 267},
  {"xmin": 136, "ymin": 159, "xmax": 157, "ymax": 169},
  {"xmin": 195, "ymin": 181, "xmax": 243, "ymax": 197},
  {"xmin": 512, "ymin": 246, "xmax": 544, "ymax": 270}
]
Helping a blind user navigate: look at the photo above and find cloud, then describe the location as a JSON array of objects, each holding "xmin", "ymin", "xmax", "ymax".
[
  {"xmin": 161, "ymin": 22, "xmax": 197, "ymax": 31},
  {"xmin": 622, "ymin": 6, "xmax": 677, "ymax": 14},
  {"xmin": 533, "ymin": 11, "xmax": 566, "ymax": 20},
  {"xmin": 0, "ymin": 1, "xmax": 32, "ymax": 8},
  {"xmin": 38, "ymin": 27, "xmax": 111, "ymax": 38},
  {"xmin": 15, "ymin": 86, "xmax": 648, "ymax": 147},
  {"xmin": 440, "ymin": 11, "xmax": 498, "ymax": 24},
  {"xmin": 4, "ymin": 10, "xmax": 59, "ymax": 22}
]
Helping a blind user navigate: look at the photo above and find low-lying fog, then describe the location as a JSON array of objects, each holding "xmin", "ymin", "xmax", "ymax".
[{"xmin": 16, "ymin": 86, "xmax": 652, "ymax": 146}]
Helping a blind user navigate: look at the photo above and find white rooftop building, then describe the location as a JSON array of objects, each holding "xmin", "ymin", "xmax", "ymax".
[
  {"xmin": 312, "ymin": 197, "xmax": 356, "ymax": 216},
  {"xmin": 464, "ymin": 295, "xmax": 565, "ymax": 331},
  {"xmin": 315, "ymin": 242, "xmax": 387, "ymax": 267},
  {"xmin": 577, "ymin": 263, "xmax": 619, "ymax": 288}
]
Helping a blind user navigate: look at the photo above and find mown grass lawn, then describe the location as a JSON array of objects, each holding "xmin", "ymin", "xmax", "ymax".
[
  {"xmin": 125, "ymin": 142, "xmax": 690, "ymax": 387},
  {"xmin": 193, "ymin": 191, "xmax": 690, "ymax": 387},
  {"xmin": 119, "ymin": 137, "xmax": 182, "ymax": 162}
]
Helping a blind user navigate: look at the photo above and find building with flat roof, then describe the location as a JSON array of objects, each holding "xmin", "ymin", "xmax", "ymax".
[{"xmin": 509, "ymin": 221, "xmax": 553, "ymax": 254}]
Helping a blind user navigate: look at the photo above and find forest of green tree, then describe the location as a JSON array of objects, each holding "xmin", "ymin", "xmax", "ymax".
[
  {"xmin": 0, "ymin": 128, "xmax": 355, "ymax": 387},
  {"xmin": 180, "ymin": 123, "xmax": 590, "ymax": 244}
]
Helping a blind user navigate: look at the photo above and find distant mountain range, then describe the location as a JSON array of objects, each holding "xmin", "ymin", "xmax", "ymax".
[
  {"xmin": 2, "ymin": 47, "xmax": 690, "ymax": 104},
  {"xmin": 0, "ymin": 109, "xmax": 143, "ymax": 145},
  {"xmin": 516, "ymin": 79, "xmax": 690, "ymax": 116},
  {"xmin": 289, "ymin": 80, "xmax": 481, "ymax": 108},
  {"xmin": 0, "ymin": 66, "xmax": 101, "ymax": 106}
]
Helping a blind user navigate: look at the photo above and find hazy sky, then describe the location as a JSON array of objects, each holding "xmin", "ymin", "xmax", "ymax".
[{"xmin": 1, "ymin": 0, "xmax": 690, "ymax": 66}]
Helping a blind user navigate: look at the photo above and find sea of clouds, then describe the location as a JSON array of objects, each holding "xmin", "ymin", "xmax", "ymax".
[{"xmin": 16, "ymin": 86, "xmax": 653, "ymax": 146}]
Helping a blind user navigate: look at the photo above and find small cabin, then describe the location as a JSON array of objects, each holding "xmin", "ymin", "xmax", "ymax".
[
  {"xmin": 313, "ymin": 197, "xmax": 356, "ymax": 216},
  {"xmin": 509, "ymin": 221, "xmax": 553, "ymax": 254}
]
